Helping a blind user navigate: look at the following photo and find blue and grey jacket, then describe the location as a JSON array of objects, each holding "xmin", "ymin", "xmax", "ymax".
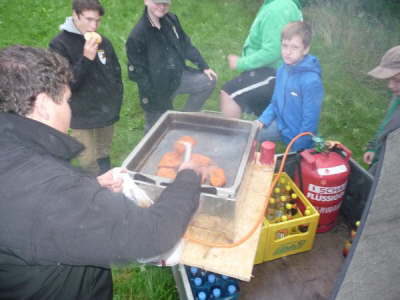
[{"xmin": 258, "ymin": 54, "xmax": 324, "ymax": 151}]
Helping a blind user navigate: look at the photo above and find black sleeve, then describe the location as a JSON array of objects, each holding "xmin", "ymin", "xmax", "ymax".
[
  {"xmin": 49, "ymin": 37, "xmax": 94, "ymax": 91},
  {"xmin": 126, "ymin": 30, "xmax": 154, "ymax": 100},
  {"xmin": 34, "ymin": 168, "xmax": 201, "ymax": 267},
  {"xmin": 108, "ymin": 41, "xmax": 124, "ymax": 100},
  {"xmin": 171, "ymin": 14, "xmax": 209, "ymax": 71}
]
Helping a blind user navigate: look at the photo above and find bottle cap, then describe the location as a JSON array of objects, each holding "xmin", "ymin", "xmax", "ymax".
[
  {"xmin": 207, "ymin": 273, "xmax": 216, "ymax": 283},
  {"xmin": 260, "ymin": 141, "xmax": 275, "ymax": 165},
  {"xmin": 198, "ymin": 291, "xmax": 207, "ymax": 300},
  {"xmin": 227, "ymin": 284, "xmax": 237, "ymax": 294},
  {"xmin": 212, "ymin": 288, "xmax": 222, "ymax": 298},
  {"xmin": 194, "ymin": 277, "xmax": 202, "ymax": 287},
  {"xmin": 190, "ymin": 267, "xmax": 198, "ymax": 276}
]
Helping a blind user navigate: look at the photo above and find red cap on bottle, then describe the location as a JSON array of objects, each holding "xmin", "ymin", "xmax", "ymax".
[{"xmin": 260, "ymin": 141, "xmax": 275, "ymax": 165}]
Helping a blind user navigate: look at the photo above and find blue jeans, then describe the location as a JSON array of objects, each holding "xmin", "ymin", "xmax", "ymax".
[{"xmin": 256, "ymin": 120, "xmax": 282, "ymax": 143}]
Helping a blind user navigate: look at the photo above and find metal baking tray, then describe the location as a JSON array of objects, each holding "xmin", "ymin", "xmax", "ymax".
[{"xmin": 122, "ymin": 111, "xmax": 258, "ymax": 199}]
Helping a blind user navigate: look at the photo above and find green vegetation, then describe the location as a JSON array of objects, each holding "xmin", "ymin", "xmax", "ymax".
[{"xmin": 0, "ymin": 0, "xmax": 399, "ymax": 299}]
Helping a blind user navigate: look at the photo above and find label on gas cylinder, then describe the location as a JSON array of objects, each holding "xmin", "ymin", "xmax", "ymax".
[
  {"xmin": 306, "ymin": 183, "xmax": 346, "ymax": 202},
  {"xmin": 317, "ymin": 164, "xmax": 347, "ymax": 176},
  {"xmin": 316, "ymin": 202, "xmax": 342, "ymax": 214}
]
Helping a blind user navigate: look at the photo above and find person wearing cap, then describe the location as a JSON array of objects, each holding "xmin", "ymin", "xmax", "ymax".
[
  {"xmin": 126, "ymin": 0, "xmax": 217, "ymax": 132},
  {"xmin": 49, "ymin": 0, "xmax": 123, "ymax": 176},
  {"xmin": 363, "ymin": 45, "xmax": 400, "ymax": 173}
]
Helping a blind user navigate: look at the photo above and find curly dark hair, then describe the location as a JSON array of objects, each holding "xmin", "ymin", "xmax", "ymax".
[
  {"xmin": 73, "ymin": 0, "xmax": 105, "ymax": 16},
  {"xmin": 0, "ymin": 45, "xmax": 73, "ymax": 116}
]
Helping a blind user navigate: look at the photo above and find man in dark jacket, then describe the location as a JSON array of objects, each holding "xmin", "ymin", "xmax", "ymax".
[
  {"xmin": 0, "ymin": 45, "xmax": 203, "ymax": 300},
  {"xmin": 126, "ymin": 0, "xmax": 217, "ymax": 132},
  {"xmin": 50, "ymin": 0, "xmax": 123, "ymax": 175},
  {"xmin": 363, "ymin": 45, "xmax": 400, "ymax": 174}
]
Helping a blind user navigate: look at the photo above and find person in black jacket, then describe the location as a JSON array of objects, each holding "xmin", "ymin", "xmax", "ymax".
[
  {"xmin": 50, "ymin": 0, "xmax": 123, "ymax": 175},
  {"xmin": 0, "ymin": 45, "xmax": 204, "ymax": 300},
  {"xmin": 126, "ymin": 0, "xmax": 217, "ymax": 132}
]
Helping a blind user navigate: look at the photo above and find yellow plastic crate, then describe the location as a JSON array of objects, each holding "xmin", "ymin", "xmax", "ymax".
[{"xmin": 255, "ymin": 172, "xmax": 320, "ymax": 264}]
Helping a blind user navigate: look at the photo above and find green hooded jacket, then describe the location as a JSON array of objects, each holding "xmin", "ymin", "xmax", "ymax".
[{"xmin": 237, "ymin": 0, "xmax": 303, "ymax": 72}]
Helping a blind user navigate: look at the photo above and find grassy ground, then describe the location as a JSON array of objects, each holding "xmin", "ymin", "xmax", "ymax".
[{"xmin": 0, "ymin": 0, "xmax": 399, "ymax": 299}]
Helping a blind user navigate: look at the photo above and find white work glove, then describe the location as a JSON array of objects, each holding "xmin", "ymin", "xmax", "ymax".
[{"xmin": 112, "ymin": 168, "xmax": 153, "ymax": 208}]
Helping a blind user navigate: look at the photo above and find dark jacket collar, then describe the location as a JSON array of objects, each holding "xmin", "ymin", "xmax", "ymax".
[{"xmin": 0, "ymin": 112, "xmax": 83, "ymax": 161}]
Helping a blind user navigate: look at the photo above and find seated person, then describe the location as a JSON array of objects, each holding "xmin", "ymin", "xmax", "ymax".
[
  {"xmin": 220, "ymin": 0, "xmax": 303, "ymax": 119},
  {"xmin": 255, "ymin": 21, "xmax": 324, "ymax": 151}
]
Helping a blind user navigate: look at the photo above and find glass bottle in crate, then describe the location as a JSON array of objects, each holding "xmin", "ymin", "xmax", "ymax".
[
  {"xmin": 289, "ymin": 192, "xmax": 298, "ymax": 205},
  {"xmin": 206, "ymin": 272, "xmax": 217, "ymax": 286},
  {"xmin": 211, "ymin": 286, "xmax": 223, "ymax": 299},
  {"xmin": 226, "ymin": 283, "xmax": 239, "ymax": 296},
  {"xmin": 298, "ymin": 209, "xmax": 311, "ymax": 232},
  {"xmin": 284, "ymin": 184, "xmax": 293, "ymax": 197},
  {"xmin": 278, "ymin": 195, "xmax": 288, "ymax": 211},
  {"xmin": 196, "ymin": 290, "xmax": 208, "ymax": 300},
  {"xmin": 188, "ymin": 266, "xmax": 201, "ymax": 278},
  {"xmin": 266, "ymin": 197, "xmax": 277, "ymax": 222},
  {"xmin": 277, "ymin": 176, "xmax": 287, "ymax": 190},
  {"xmin": 275, "ymin": 227, "xmax": 289, "ymax": 239},
  {"xmin": 285, "ymin": 203, "xmax": 298, "ymax": 218},
  {"xmin": 273, "ymin": 187, "xmax": 281, "ymax": 199},
  {"xmin": 193, "ymin": 277, "xmax": 204, "ymax": 289}
]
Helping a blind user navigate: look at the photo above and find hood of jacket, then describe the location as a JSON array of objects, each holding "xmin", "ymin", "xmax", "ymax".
[
  {"xmin": 285, "ymin": 54, "xmax": 322, "ymax": 78},
  {"xmin": 264, "ymin": 0, "xmax": 301, "ymax": 9},
  {"xmin": 59, "ymin": 16, "xmax": 82, "ymax": 35},
  {"xmin": 0, "ymin": 112, "xmax": 83, "ymax": 161}
]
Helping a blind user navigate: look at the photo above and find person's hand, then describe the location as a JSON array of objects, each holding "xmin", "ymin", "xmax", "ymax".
[
  {"xmin": 83, "ymin": 38, "xmax": 98, "ymax": 60},
  {"xmin": 255, "ymin": 120, "xmax": 264, "ymax": 129},
  {"xmin": 203, "ymin": 68, "xmax": 217, "ymax": 80},
  {"xmin": 227, "ymin": 54, "xmax": 239, "ymax": 70},
  {"xmin": 97, "ymin": 168, "xmax": 124, "ymax": 193},
  {"xmin": 178, "ymin": 160, "xmax": 208, "ymax": 183},
  {"xmin": 363, "ymin": 151, "xmax": 375, "ymax": 165}
]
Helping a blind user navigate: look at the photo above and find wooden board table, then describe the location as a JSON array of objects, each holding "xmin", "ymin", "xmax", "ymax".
[{"xmin": 180, "ymin": 155, "xmax": 275, "ymax": 281}]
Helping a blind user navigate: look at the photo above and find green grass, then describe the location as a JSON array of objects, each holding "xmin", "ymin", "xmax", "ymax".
[{"xmin": 1, "ymin": 0, "xmax": 399, "ymax": 299}]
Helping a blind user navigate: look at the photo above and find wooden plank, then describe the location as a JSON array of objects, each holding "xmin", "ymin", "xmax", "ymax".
[{"xmin": 181, "ymin": 155, "xmax": 274, "ymax": 281}]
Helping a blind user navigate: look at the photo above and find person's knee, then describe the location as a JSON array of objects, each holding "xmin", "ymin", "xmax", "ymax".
[{"xmin": 220, "ymin": 91, "xmax": 241, "ymax": 118}]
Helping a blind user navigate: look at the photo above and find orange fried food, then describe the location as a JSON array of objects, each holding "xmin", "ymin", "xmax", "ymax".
[
  {"xmin": 158, "ymin": 151, "xmax": 182, "ymax": 168},
  {"xmin": 191, "ymin": 153, "xmax": 212, "ymax": 167},
  {"xmin": 209, "ymin": 166, "xmax": 226, "ymax": 187},
  {"xmin": 179, "ymin": 136, "xmax": 197, "ymax": 145},
  {"xmin": 156, "ymin": 167, "xmax": 177, "ymax": 179},
  {"xmin": 174, "ymin": 136, "xmax": 197, "ymax": 154}
]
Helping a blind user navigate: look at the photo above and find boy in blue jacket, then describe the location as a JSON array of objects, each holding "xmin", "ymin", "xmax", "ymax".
[{"xmin": 255, "ymin": 21, "xmax": 324, "ymax": 151}]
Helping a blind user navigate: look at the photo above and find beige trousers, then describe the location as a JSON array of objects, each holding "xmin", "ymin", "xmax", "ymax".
[{"xmin": 71, "ymin": 125, "xmax": 114, "ymax": 175}]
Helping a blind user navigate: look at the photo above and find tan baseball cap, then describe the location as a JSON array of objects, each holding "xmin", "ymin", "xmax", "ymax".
[
  {"xmin": 153, "ymin": 0, "xmax": 171, "ymax": 3},
  {"xmin": 368, "ymin": 45, "xmax": 400, "ymax": 79}
]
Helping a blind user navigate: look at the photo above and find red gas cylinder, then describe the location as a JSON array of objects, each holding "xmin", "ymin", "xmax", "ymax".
[{"xmin": 295, "ymin": 144, "xmax": 352, "ymax": 233}]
